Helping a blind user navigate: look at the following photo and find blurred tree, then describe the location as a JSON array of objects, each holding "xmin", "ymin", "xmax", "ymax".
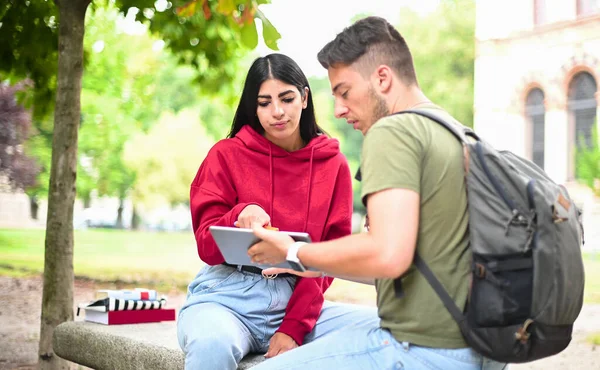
[
  {"xmin": 0, "ymin": 80, "xmax": 40, "ymax": 190},
  {"xmin": 23, "ymin": 125, "xmax": 51, "ymax": 219},
  {"xmin": 199, "ymin": 95, "xmax": 236, "ymax": 141},
  {"xmin": 0, "ymin": 1, "xmax": 280, "ymax": 368},
  {"xmin": 398, "ymin": 0, "xmax": 476, "ymax": 127},
  {"xmin": 309, "ymin": 1, "xmax": 476, "ymax": 215},
  {"xmin": 123, "ymin": 108, "xmax": 214, "ymax": 207},
  {"xmin": 309, "ymin": 76, "xmax": 365, "ymax": 213},
  {"xmin": 576, "ymin": 124, "xmax": 600, "ymax": 197},
  {"xmin": 78, "ymin": 6, "xmax": 205, "ymax": 227}
]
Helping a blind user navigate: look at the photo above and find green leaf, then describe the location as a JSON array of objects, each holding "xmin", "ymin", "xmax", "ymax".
[
  {"xmin": 240, "ymin": 20, "xmax": 258, "ymax": 49},
  {"xmin": 256, "ymin": 9, "xmax": 280, "ymax": 50},
  {"xmin": 217, "ymin": 0, "xmax": 236, "ymax": 15},
  {"xmin": 176, "ymin": 1, "xmax": 197, "ymax": 17}
]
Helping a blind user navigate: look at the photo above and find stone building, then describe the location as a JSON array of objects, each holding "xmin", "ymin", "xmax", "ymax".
[{"xmin": 474, "ymin": 0, "xmax": 599, "ymax": 184}]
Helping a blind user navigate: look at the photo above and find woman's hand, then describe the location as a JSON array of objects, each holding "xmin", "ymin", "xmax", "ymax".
[
  {"xmin": 265, "ymin": 332, "xmax": 298, "ymax": 358},
  {"xmin": 235, "ymin": 204, "xmax": 271, "ymax": 228},
  {"xmin": 261, "ymin": 267, "xmax": 324, "ymax": 278}
]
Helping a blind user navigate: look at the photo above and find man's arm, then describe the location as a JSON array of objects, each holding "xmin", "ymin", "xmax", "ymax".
[
  {"xmin": 249, "ymin": 187, "xmax": 420, "ymax": 279},
  {"xmin": 333, "ymin": 275, "xmax": 376, "ymax": 285}
]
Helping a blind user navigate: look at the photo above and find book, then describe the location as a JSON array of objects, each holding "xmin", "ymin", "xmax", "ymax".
[
  {"xmin": 95, "ymin": 288, "xmax": 158, "ymax": 301},
  {"xmin": 77, "ymin": 297, "xmax": 167, "ymax": 314},
  {"xmin": 84, "ymin": 307, "xmax": 176, "ymax": 325}
]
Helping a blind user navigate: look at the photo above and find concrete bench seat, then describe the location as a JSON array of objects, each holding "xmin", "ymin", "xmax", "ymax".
[{"xmin": 53, "ymin": 321, "xmax": 265, "ymax": 369}]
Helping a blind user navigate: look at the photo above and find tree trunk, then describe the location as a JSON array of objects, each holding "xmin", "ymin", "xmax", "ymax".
[
  {"xmin": 116, "ymin": 197, "xmax": 124, "ymax": 229},
  {"xmin": 131, "ymin": 204, "xmax": 140, "ymax": 230},
  {"xmin": 83, "ymin": 195, "xmax": 91, "ymax": 209},
  {"xmin": 38, "ymin": 1, "xmax": 90, "ymax": 369},
  {"xmin": 30, "ymin": 195, "xmax": 39, "ymax": 220}
]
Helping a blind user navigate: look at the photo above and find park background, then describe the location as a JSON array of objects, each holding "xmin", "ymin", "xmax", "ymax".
[{"xmin": 1, "ymin": 0, "xmax": 599, "ymax": 369}]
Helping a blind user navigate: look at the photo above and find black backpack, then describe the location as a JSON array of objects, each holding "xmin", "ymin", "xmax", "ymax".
[{"xmin": 387, "ymin": 110, "xmax": 586, "ymax": 363}]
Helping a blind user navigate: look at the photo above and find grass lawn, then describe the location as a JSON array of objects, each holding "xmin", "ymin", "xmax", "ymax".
[
  {"xmin": 588, "ymin": 332, "xmax": 600, "ymax": 346},
  {"xmin": 0, "ymin": 228, "xmax": 202, "ymax": 291},
  {"xmin": 583, "ymin": 253, "xmax": 600, "ymax": 304},
  {"xmin": 0, "ymin": 228, "xmax": 598, "ymax": 305}
]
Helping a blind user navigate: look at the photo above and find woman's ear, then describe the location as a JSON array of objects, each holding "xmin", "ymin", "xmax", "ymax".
[{"xmin": 302, "ymin": 86, "xmax": 309, "ymax": 109}]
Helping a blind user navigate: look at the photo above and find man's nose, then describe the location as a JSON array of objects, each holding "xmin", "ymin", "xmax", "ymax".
[{"xmin": 334, "ymin": 101, "xmax": 348, "ymax": 119}]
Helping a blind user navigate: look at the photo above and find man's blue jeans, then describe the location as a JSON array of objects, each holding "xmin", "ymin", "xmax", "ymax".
[
  {"xmin": 177, "ymin": 264, "xmax": 379, "ymax": 370},
  {"xmin": 251, "ymin": 313, "xmax": 508, "ymax": 370}
]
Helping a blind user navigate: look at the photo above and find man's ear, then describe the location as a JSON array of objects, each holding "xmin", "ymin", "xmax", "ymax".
[
  {"xmin": 373, "ymin": 65, "xmax": 393, "ymax": 94},
  {"xmin": 302, "ymin": 86, "xmax": 309, "ymax": 109}
]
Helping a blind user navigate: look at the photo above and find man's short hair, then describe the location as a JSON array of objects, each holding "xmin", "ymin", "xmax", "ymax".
[{"xmin": 317, "ymin": 16, "xmax": 418, "ymax": 86}]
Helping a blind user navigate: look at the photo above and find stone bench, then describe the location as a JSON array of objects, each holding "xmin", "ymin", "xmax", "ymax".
[{"xmin": 53, "ymin": 321, "xmax": 264, "ymax": 369}]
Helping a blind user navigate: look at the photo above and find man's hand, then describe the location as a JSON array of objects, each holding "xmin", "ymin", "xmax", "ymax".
[
  {"xmin": 236, "ymin": 205, "xmax": 271, "ymax": 228},
  {"xmin": 265, "ymin": 332, "xmax": 298, "ymax": 358},
  {"xmin": 248, "ymin": 223, "xmax": 294, "ymax": 265}
]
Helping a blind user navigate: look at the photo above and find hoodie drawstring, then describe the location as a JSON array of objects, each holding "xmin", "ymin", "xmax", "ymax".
[
  {"xmin": 269, "ymin": 145, "xmax": 274, "ymax": 225},
  {"xmin": 303, "ymin": 146, "xmax": 315, "ymax": 232}
]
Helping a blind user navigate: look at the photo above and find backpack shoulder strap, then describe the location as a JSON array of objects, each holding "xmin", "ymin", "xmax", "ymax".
[
  {"xmin": 391, "ymin": 110, "xmax": 473, "ymax": 321},
  {"xmin": 413, "ymin": 253, "xmax": 466, "ymax": 324},
  {"xmin": 397, "ymin": 109, "xmax": 479, "ymax": 144}
]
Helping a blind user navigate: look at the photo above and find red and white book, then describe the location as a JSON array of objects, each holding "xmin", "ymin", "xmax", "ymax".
[
  {"xmin": 78, "ymin": 297, "xmax": 167, "ymax": 313},
  {"xmin": 84, "ymin": 307, "xmax": 176, "ymax": 325},
  {"xmin": 95, "ymin": 289, "xmax": 158, "ymax": 301}
]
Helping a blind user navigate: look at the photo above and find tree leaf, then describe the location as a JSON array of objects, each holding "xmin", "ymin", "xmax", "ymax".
[
  {"xmin": 217, "ymin": 0, "xmax": 236, "ymax": 15},
  {"xmin": 176, "ymin": 0, "xmax": 197, "ymax": 17},
  {"xmin": 240, "ymin": 19, "xmax": 258, "ymax": 49},
  {"xmin": 256, "ymin": 9, "xmax": 280, "ymax": 50},
  {"xmin": 240, "ymin": 5, "xmax": 255, "ymax": 25}
]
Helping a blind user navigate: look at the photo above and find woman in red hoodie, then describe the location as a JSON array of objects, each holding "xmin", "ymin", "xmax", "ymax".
[{"xmin": 177, "ymin": 53, "xmax": 378, "ymax": 369}]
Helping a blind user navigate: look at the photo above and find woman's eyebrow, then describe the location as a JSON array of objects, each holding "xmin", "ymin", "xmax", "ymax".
[{"xmin": 257, "ymin": 90, "xmax": 295, "ymax": 99}]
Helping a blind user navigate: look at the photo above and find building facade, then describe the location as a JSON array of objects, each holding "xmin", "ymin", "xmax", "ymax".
[{"xmin": 474, "ymin": 0, "xmax": 600, "ymax": 185}]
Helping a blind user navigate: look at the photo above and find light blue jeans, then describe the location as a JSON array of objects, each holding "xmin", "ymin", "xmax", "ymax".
[
  {"xmin": 177, "ymin": 264, "xmax": 379, "ymax": 370},
  {"xmin": 251, "ymin": 319, "xmax": 508, "ymax": 370}
]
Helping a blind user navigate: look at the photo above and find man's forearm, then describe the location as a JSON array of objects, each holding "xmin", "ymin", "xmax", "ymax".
[
  {"xmin": 298, "ymin": 233, "xmax": 397, "ymax": 279},
  {"xmin": 332, "ymin": 275, "xmax": 375, "ymax": 285}
]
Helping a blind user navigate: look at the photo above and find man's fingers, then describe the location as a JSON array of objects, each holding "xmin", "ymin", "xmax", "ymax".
[{"xmin": 251, "ymin": 222, "xmax": 272, "ymax": 238}]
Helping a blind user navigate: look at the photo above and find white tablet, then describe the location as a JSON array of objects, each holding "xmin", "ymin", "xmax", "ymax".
[{"xmin": 209, "ymin": 225, "xmax": 315, "ymax": 270}]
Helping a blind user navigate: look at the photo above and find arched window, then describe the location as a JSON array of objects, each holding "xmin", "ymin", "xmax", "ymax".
[
  {"xmin": 534, "ymin": 0, "xmax": 548, "ymax": 26},
  {"xmin": 577, "ymin": 0, "xmax": 600, "ymax": 17},
  {"xmin": 525, "ymin": 88, "xmax": 545, "ymax": 169},
  {"xmin": 568, "ymin": 71, "xmax": 597, "ymax": 178}
]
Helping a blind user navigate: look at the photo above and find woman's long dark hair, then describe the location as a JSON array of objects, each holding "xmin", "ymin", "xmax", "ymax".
[{"xmin": 227, "ymin": 53, "xmax": 325, "ymax": 142}]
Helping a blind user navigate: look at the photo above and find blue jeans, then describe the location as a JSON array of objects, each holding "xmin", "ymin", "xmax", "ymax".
[
  {"xmin": 251, "ymin": 315, "xmax": 508, "ymax": 370},
  {"xmin": 177, "ymin": 264, "xmax": 379, "ymax": 370}
]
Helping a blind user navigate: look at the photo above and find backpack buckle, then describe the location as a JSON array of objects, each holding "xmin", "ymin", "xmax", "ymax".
[
  {"xmin": 515, "ymin": 319, "xmax": 534, "ymax": 344},
  {"xmin": 475, "ymin": 263, "xmax": 486, "ymax": 278}
]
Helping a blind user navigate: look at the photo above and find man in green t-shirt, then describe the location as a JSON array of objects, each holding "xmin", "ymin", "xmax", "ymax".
[{"xmin": 248, "ymin": 16, "xmax": 506, "ymax": 370}]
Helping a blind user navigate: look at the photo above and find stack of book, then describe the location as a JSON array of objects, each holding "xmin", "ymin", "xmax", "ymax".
[{"xmin": 77, "ymin": 288, "xmax": 176, "ymax": 325}]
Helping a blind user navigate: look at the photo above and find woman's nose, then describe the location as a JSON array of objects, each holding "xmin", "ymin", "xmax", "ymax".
[{"xmin": 272, "ymin": 102, "xmax": 284, "ymax": 117}]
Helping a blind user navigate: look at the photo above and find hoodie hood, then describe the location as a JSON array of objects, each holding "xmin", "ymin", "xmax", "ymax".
[
  {"xmin": 235, "ymin": 125, "xmax": 340, "ymax": 160},
  {"xmin": 234, "ymin": 125, "xmax": 341, "ymax": 231}
]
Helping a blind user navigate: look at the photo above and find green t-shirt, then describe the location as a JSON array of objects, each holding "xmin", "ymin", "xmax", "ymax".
[{"xmin": 360, "ymin": 104, "xmax": 470, "ymax": 348}]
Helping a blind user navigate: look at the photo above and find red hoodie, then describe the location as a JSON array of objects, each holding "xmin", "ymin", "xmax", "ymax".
[{"xmin": 190, "ymin": 125, "xmax": 353, "ymax": 345}]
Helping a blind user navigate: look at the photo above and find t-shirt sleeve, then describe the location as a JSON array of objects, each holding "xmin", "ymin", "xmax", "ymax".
[{"xmin": 360, "ymin": 121, "xmax": 423, "ymax": 205}]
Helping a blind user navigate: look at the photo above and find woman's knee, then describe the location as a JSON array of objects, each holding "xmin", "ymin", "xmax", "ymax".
[{"xmin": 183, "ymin": 335, "xmax": 242, "ymax": 370}]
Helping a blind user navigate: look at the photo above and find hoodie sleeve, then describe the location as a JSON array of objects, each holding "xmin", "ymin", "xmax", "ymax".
[
  {"xmin": 276, "ymin": 158, "xmax": 353, "ymax": 345},
  {"xmin": 190, "ymin": 146, "xmax": 263, "ymax": 265}
]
